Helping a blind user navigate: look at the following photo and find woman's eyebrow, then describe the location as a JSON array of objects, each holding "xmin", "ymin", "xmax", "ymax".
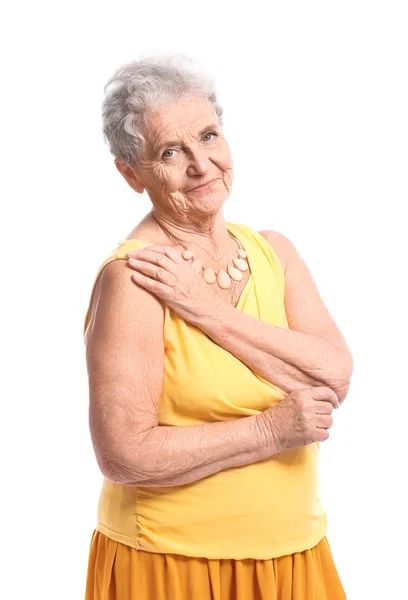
[{"xmin": 155, "ymin": 124, "xmax": 219, "ymax": 152}]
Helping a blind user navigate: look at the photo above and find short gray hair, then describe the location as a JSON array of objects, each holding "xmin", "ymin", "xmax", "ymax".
[{"xmin": 101, "ymin": 53, "xmax": 224, "ymax": 169}]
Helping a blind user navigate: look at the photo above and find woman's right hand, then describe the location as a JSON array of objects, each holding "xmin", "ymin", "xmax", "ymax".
[{"xmin": 263, "ymin": 387, "xmax": 340, "ymax": 453}]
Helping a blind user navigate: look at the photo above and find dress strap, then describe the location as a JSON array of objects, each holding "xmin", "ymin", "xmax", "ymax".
[{"xmin": 226, "ymin": 222, "xmax": 288, "ymax": 326}]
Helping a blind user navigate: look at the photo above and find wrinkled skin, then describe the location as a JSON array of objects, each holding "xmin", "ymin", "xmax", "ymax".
[
  {"xmin": 116, "ymin": 94, "xmax": 234, "ymax": 244},
  {"xmin": 115, "ymin": 94, "xmax": 243, "ymax": 320}
]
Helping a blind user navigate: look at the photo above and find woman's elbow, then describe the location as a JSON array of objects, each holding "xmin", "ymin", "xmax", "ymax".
[{"xmin": 97, "ymin": 436, "xmax": 159, "ymax": 486}]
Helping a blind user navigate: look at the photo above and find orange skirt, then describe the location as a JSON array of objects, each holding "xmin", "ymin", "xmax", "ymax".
[{"xmin": 84, "ymin": 530, "xmax": 347, "ymax": 599}]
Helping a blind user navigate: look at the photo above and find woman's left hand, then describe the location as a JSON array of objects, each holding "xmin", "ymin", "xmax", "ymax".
[{"xmin": 126, "ymin": 245, "xmax": 225, "ymax": 325}]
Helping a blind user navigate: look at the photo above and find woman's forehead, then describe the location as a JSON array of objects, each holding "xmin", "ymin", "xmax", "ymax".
[{"xmin": 145, "ymin": 96, "xmax": 217, "ymax": 142}]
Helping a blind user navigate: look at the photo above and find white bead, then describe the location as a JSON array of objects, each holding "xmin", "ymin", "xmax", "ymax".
[
  {"xmin": 237, "ymin": 249, "xmax": 247, "ymax": 259},
  {"xmin": 191, "ymin": 259, "xmax": 202, "ymax": 272},
  {"xmin": 203, "ymin": 267, "xmax": 216, "ymax": 283},
  {"xmin": 232, "ymin": 257, "xmax": 249, "ymax": 272},
  {"xmin": 182, "ymin": 249, "xmax": 194, "ymax": 260},
  {"xmin": 227, "ymin": 264, "xmax": 244, "ymax": 281},
  {"xmin": 217, "ymin": 269, "xmax": 232, "ymax": 289}
]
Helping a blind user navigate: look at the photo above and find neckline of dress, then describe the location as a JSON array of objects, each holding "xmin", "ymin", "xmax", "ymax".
[{"xmin": 123, "ymin": 221, "xmax": 254, "ymax": 311}]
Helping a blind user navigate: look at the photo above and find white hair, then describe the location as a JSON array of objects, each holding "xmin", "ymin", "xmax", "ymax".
[{"xmin": 101, "ymin": 53, "xmax": 224, "ymax": 168}]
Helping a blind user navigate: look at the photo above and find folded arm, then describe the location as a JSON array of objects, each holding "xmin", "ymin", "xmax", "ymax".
[
  {"xmin": 192, "ymin": 231, "xmax": 354, "ymax": 404},
  {"xmin": 86, "ymin": 260, "xmax": 281, "ymax": 488}
]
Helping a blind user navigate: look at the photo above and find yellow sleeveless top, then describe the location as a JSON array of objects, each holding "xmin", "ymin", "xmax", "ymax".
[{"xmin": 83, "ymin": 222, "xmax": 328, "ymax": 560}]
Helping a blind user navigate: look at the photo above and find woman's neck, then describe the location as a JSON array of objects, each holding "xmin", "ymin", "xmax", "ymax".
[{"xmin": 150, "ymin": 209, "xmax": 231, "ymax": 255}]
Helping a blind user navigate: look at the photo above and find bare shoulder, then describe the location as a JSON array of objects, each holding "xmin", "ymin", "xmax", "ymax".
[
  {"xmin": 85, "ymin": 258, "xmax": 164, "ymax": 349},
  {"xmin": 258, "ymin": 230, "xmax": 291, "ymax": 272}
]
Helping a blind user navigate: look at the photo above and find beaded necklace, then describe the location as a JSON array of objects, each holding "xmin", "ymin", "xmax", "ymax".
[{"xmin": 154, "ymin": 219, "xmax": 249, "ymax": 290}]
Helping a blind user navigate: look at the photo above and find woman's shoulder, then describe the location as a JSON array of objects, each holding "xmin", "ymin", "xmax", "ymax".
[
  {"xmin": 84, "ymin": 256, "xmax": 164, "ymax": 342},
  {"xmin": 83, "ymin": 230, "xmax": 164, "ymax": 340},
  {"xmin": 122, "ymin": 218, "xmax": 289, "ymax": 271},
  {"xmin": 257, "ymin": 228, "xmax": 289, "ymax": 273}
]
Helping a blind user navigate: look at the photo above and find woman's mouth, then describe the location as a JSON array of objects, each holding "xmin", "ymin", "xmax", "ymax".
[{"xmin": 187, "ymin": 178, "xmax": 219, "ymax": 192}]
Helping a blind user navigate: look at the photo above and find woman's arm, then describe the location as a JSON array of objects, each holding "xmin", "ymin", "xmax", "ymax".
[
  {"xmin": 86, "ymin": 260, "xmax": 280, "ymax": 489},
  {"xmin": 121, "ymin": 412, "xmax": 278, "ymax": 487},
  {"xmin": 192, "ymin": 307, "xmax": 352, "ymax": 402},
  {"xmin": 190, "ymin": 231, "xmax": 353, "ymax": 403}
]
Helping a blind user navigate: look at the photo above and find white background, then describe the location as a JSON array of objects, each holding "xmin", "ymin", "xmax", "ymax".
[{"xmin": 2, "ymin": 1, "xmax": 407, "ymax": 599}]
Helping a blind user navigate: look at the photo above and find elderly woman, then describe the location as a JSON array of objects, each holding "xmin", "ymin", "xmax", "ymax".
[{"xmin": 83, "ymin": 54, "xmax": 353, "ymax": 600}]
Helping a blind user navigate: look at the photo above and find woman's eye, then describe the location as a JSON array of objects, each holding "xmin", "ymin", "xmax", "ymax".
[
  {"xmin": 203, "ymin": 131, "xmax": 217, "ymax": 141},
  {"xmin": 162, "ymin": 149, "xmax": 175, "ymax": 159},
  {"xmin": 162, "ymin": 133, "xmax": 217, "ymax": 159}
]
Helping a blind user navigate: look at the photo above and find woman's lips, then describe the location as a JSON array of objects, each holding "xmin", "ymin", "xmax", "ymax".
[{"xmin": 187, "ymin": 178, "xmax": 218, "ymax": 192}]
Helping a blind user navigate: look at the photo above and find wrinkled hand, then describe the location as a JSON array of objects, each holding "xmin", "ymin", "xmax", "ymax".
[
  {"xmin": 126, "ymin": 245, "xmax": 224, "ymax": 325},
  {"xmin": 262, "ymin": 387, "xmax": 339, "ymax": 453}
]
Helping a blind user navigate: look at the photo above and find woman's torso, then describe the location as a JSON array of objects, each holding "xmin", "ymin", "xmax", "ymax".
[{"xmin": 83, "ymin": 219, "xmax": 328, "ymax": 560}]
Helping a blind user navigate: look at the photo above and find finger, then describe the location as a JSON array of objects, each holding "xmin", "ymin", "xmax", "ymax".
[
  {"xmin": 126, "ymin": 248, "xmax": 178, "ymax": 274},
  {"xmin": 314, "ymin": 401, "xmax": 334, "ymax": 415},
  {"xmin": 151, "ymin": 245, "xmax": 185, "ymax": 264},
  {"xmin": 315, "ymin": 414, "xmax": 333, "ymax": 429},
  {"xmin": 127, "ymin": 245, "xmax": 184, "ymax": 267},
  {"xmin": 310, "ymin": 387, "xmax": 339, "ymax": 409},
  {"xmin": 131, "ymin": 271, "xmax": 172, "ymax": 300},
  {"xmin": 127, "ymin": 257, "xmax": 177, "ymax": 285}
]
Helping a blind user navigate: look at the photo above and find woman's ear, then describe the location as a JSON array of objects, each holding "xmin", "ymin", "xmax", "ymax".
[{"xmin": 114, "ymin": 160, "xmax": 145, "ymax": 194}]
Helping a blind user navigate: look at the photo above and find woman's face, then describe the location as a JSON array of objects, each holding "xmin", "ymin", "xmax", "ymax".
[{"xmin": 132, "ymin": 95, "xmax": 234, "ymax": 219}]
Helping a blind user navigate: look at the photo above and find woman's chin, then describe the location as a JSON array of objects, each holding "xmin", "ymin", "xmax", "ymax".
[{"xmin": 189, "ymin": 192, "xmax": 228, "ymax": 213}]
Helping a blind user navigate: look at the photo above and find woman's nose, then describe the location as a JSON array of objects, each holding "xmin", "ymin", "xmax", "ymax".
[{"xmin": 186, "ymin": 148, "xmax": 209, "ymax": 176}]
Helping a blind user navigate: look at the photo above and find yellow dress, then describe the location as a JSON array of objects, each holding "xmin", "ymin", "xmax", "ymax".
[{"xmin": 83, "ymin": 222, "xmax": 347, "ymax": 599}]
